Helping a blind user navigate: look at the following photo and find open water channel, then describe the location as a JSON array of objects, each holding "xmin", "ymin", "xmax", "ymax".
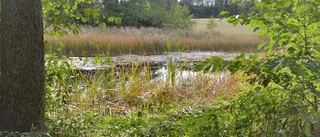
[{"xmin": 66, "ymin": 52, "xmax": 242, "ymax": 87}]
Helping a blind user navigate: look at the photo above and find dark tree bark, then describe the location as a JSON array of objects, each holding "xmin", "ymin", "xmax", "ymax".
[{"xmin": 0, "ymin": 0, "xmax": 45, "ymax": 132}]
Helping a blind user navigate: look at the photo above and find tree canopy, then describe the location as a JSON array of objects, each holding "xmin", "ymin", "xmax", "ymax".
[
  {"xmin": 180, "ymin": 0, "xmax": 255, "ymax": 18},
  {"xmin": 44, "ymin": 0, "xmax": 195, "ymax": 29}
]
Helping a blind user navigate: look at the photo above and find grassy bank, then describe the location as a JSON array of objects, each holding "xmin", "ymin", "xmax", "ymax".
[
  {"xmin": 45, "ymin": 19, "xmax": 266, "ymax": 56},
  {"xmin": 45, "ymin": 56, "xmax": 246, "ymax": 136},
  {"xmin": 45, "ymin": 54, "xmax": 316, "ymax": 136}
]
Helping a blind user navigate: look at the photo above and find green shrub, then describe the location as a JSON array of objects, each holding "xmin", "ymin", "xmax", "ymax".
[
  {"xmin": 164, "ymin": 3, "xmax": 195, "ymax": 29},
  {"xmin": 195, "ymin": 0, "xmax": 320, "ymax": 136}
]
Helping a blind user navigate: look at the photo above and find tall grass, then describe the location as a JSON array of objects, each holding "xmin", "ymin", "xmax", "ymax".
[
  {"xmin": 45, "ymin": 55, "xmax": 244, "ymax": 136},
  {"xmin": 45, "ymin": 26, "xmax": 266, "ymax": 56},
  {"xmin": 43, "ymin": 21, "xmax": 269, "ymax": 136}
]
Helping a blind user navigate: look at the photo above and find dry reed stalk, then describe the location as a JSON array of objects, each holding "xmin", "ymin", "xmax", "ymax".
[{"xmin": 45, "ymin": 26, "xmax": 267, "ymax": 56}]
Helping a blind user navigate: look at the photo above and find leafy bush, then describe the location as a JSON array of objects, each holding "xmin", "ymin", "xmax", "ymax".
[
  {"xmin": 194, "ymin": 0, "xmax": 320, "ymax": 136},
  {"xmin": 164, "ymin": 3, "xmax": 195, "ymax": 29},
  {"xmin": 98, "ymin": 0, "xmax": 195, "ymax": 29}
]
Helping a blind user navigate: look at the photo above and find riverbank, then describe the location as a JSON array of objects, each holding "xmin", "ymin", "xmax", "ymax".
[{"xmin": 69, "ymin": 51, "xmax": 243, "ymax": 70}]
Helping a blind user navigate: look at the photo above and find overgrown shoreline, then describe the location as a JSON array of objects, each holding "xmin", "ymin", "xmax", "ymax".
[
  {"xmin": 43, "ymin": 24, "xmax": 269, "ymax": 136},
  {"xmin": 68, "ymin": 51, "xmax": 243, "ymax": 71}
]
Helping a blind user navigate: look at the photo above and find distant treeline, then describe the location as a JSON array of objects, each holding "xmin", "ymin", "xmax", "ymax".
[
  {"xmin": 180, "ymin": 0, "xmax": 255, "ymax": 18},
  {"xmin": 45, "ymin": 0, "xmax": 255, "ymax": 29}
]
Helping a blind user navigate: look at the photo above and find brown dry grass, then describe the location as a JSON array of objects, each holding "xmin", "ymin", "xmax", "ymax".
[
  {"xmin": 61, "ymin": 62, "xmax": 247, "ymax": 116},
  {"xmin": 193, "ymin": 18, "xmax": 256, "ymax": 35},
  {"xmin": 45, "ymin": 20, "xmax": 266, "ymax": 56}
]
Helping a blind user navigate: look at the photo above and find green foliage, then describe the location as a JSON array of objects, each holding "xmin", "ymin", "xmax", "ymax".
[
  {"xmin": 43, "ymin": 0, "xmax": 118, "ymax": 37},
  {"xmin": 45, "ymin": 55, "xmax": 73, "ymax": 136},
  {"xmin": 107, "ymin": 16, "xmax": 122, "ymax": 24},
  {"xmin": 180, "ymin": 0, "xmax": 252, "ymax": 18},
  {"xmin": 92, "ymin": 0, "xmax": 195, "ymax": 29},
  {"xmin": 43, "ymin": 0, "xmax": 96, "ymax": 36},
  {"xmin": 41, "ymin": 0, "xmax": 320, "ymax": 136},
  {"xmin": 165, "ymin": 2, "xmax": 195, "ymax": 29},
  {"xmin": 195, "ymin": 0, "xmax": 320, "ymax": 135}
]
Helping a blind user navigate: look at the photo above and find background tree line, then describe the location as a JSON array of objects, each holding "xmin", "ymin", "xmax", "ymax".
[
  {"xmin": 47, "ymin": 0, "xmax": 194, "ymax": 29},
  {"xmin": 180, "ymin": 0, "xmax": 255, "ymax": 18},
  {"xmin": 47, "ymin": 0, "xmax": 255, "ymax": 29}
]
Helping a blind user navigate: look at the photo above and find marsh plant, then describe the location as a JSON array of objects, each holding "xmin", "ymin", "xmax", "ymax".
[
  {"xmin": 45, "ymin": 26, "xmax": 265, "ymax": 56},
  {"xmin": 44, "ymin": 50, "xmax": 239, "ymax": 136},
  {"xmin": 43, "ymin": 24, "xmax": 268, "ymax": 136}
]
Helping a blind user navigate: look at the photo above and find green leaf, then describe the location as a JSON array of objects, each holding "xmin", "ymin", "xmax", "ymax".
[
  {"xmin": 54, "ymin": 10, "xmax": 60, "ymax": 15},
  {"xmin": 92, "ymin": 9, "xmax": 99, "ymax": 17},
  {"xmin": 304, "ymin": 126, "xmax": 313, "ymax": 137},
  {"xmin": 108, "ymin": 17, "xmax": 115, "ymax": 22},
  {"xmin": 232, "ymin": 18, "xmax": 240, "ymax": 26},
  {"xmin": 83, "ymin": 8, "xmax": 92, "ymax": 16},
  {"xmin": 220, "ymin": 11, "xmax": 229, "ymax": 16},
  {"xmin": 115, "ymin": 17, "xmax": 122, "ymax": 24},
  {"xmin": 249, "ymin": 53, "xmax": 259, "ymax": 60},
  {"xmin": 258, "ymin": 29, "xmax": 268, "ymax": 35},
  {"xmin": 194, "ymin": 56, "xmax": 225, "ymax": 73},
  {"xmin": 235, "ymin": 53, "xmax": 246, "ymax": 60},
  {"xmin": 94, "ymin": 54, "xmax": 102, "ymax": 65},
  {"xmin": 258, "ymin": 44, "xmax": 265, "ymax": 50}
]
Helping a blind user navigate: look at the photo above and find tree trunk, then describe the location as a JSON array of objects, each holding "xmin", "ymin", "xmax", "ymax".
[{"xmin": 0, "ymin": 0, "xmax": 45, "ymax": 132}]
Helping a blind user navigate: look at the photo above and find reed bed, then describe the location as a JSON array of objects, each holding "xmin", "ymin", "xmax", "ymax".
[
  {"xmin": 46, "ymin": 59, "xmax": 243, "ymax": 117},
  {"xmin": 46, "ymin": 56, "xmax": 249, "ymax": 136},
  {"xmin": 45, "ymin": 24, "xmax": 264, "ymax": 135},
  {"xmin": 45, "ymin": 26, "xmax": 266, "ymax": 56},
  {"xmin": 44, "ymin": 26, "xmax": 256, "ymax": 135}
]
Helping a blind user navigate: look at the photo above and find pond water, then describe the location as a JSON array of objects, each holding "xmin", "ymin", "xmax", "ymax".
[
  {"xmin": 68, "ymin": 52, "xmax": 237, "ymax": 87},
  {"xmin": 69, "ymin": 51, "xmax": 241, "ymax": 70},
  {"xmin": 151, "ymin": 66, "xmax": 229, "ymax": 84}
]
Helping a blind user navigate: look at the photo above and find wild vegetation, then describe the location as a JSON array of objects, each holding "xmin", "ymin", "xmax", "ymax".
[
  {"xmin": 44, "ymin": 54, "xmax": 242, "ymax": 136},
  {"xmin": 1, "ymin": 0, "xmax": 320, "ymax": 136},
  {"xmin": 45, "ymin": 24, "xmax": 264, "ymax": 56},
  {"xmin": 46, "ymin": 0, "xmax": 195, "ymax": 30},
  {"xmin": 40, "ymin": 17, "xmax": 266, "ymax": 136},
  {"xmin": 43, "ymin": 0, "xmax": 320, "ymax": 136},
  {"xmin": 196, "ymin": 0, "xmax": 320, "ymax": 135}
]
